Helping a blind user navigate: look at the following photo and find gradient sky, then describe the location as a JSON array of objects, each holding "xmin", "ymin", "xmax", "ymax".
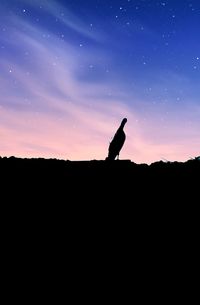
[{"xmin": 0, "ymin": 0, "xmax": 200, "ymax": 163}]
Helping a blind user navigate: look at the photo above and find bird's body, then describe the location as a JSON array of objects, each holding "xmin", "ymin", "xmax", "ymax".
[{"xmin": 106, "ymin": 118, "xmax": 127, "ymax": 160}]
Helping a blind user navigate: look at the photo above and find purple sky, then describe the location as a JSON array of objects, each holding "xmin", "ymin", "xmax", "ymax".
[{"xmin": 0, "ymin": 0, "xmax": 200, "ymax": 163}]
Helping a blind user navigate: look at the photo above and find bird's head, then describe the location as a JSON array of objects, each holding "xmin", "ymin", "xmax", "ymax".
[{"xmin": 122, "ymin": 118, "xmax": 127, "ymax": 125}]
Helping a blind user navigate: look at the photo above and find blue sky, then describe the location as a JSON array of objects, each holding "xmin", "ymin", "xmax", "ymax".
[{"xmin": 0, "ymin": 0, "xmax": 200, "ymax": 163}]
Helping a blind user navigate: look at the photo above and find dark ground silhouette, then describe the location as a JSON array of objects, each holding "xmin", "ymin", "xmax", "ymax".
[
  {"xmin": 1, "ymin": 155, "xmax": 199, "ymax": 244},
  {"xmin": 1, "ymin": 156, "xmax": 199, "ymax": 197},
  {"xmin": 1, "ymin": 155, "xmax": 199, "ymax": 280}
]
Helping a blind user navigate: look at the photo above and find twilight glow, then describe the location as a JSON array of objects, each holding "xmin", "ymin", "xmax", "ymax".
[{"xmin": 0, "ymin": 0, "xmax": 200, "ymax": 163}]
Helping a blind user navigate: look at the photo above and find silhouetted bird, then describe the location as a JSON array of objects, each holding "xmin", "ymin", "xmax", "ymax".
[{"xmin": 106, "ymin": 118, "xmax": 127, "ymax": 160}]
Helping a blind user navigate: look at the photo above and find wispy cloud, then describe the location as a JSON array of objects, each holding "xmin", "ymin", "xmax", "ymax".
[{"xmin": 12, "ymin": 0, "xmax": 103, "ymax": 42}]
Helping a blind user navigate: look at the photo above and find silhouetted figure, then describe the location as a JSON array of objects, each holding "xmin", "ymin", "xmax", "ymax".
[{"xmin": 106, "ymin": 118, "xmax": 127, "ymax": 160}]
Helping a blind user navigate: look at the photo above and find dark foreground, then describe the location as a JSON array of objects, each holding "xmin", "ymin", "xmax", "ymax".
[
  {"xmin": 1, "ymin": 156, "xmax": 199, "ymax": 194},
  {"xmin": 1, "ymin": 156, "xmax": 199, "ymax": 290},
  {"xmin": 1, "ymin": 155, "xmax": 199, "ymax": 239}
]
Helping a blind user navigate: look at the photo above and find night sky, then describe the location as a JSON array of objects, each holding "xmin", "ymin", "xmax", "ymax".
[{"xmin": 1, "ymin": 0, "xmax": 200, "ymax": 163}]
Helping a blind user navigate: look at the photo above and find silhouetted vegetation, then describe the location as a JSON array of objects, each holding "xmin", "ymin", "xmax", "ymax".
[
  {"xmin": 1, "ymin": 156, "xmax": 199, "ymax": 256},
  {"xmin": 1, "ymin": 156, "xmax": 199, "ymax": 191}
]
